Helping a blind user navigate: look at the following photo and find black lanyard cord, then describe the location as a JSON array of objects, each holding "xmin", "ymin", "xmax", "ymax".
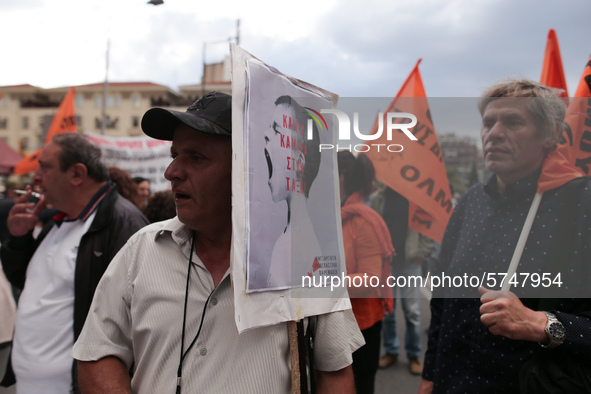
[{"xmin": 176, "ymin": 232, "xmax": 214, "ymax": 394}]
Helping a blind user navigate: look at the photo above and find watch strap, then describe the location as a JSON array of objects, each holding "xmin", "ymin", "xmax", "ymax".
[{"xmin": 539, "ymin": 311, "xmax": 565, "ymax": 348}]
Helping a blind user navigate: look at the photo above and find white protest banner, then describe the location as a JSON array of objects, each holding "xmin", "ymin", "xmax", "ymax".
[
  {"xmin": 231, "ymin": 44, "xmax": 350, "ymax": 332},
  {"xmin": 85, "ymin": 132, "xmax": 172, "ymax": 192}
]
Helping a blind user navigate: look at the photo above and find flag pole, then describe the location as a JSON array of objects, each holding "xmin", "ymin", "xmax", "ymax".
[{"xmin": 288, "ymin": 320, "xmax": 302, "ymax": 394}]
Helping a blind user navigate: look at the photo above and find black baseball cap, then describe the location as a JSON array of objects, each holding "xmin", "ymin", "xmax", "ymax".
[{"xmin": 141, "ymin": 91, "xmax": 231, "ymax": 140}]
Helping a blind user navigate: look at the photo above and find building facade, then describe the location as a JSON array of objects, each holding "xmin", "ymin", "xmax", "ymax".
[
  {"xmin": 0, "ymin": 57, "xmax": 232, "ymax": 157},
  {"xmin": 439, "ymin": 132, "xmax": 486, "ymax": 194}
]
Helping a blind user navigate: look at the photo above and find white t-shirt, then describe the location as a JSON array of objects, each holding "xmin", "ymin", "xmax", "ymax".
[
  {"xmin": 72, "ymin": 218, "xmax": 364, "ymax": 394},
  {"xmin": 12, "ymin": 211, "xmax": 96, "ymax": 394},
  {"xmin": 0, "ymin": 259, "xmax": 16, "ymax": 344}
]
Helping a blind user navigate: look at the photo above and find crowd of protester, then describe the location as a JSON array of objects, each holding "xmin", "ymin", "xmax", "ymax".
[{"xmin": 1, "ymin": 79, "xmax": 590, "ymax": 394}]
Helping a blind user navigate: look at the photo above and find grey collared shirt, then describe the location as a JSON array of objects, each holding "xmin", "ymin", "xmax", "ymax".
[{"xmin": 73, "ymin": 217, "xmax": 363, "ymax": 393}]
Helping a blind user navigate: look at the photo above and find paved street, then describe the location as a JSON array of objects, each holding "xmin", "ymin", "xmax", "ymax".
[{"xmin": 375, "ymin": 295, "xmax": 431, "ymax": 394}]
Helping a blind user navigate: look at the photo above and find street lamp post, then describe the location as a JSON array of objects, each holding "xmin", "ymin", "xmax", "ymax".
[{"xmin": 101, "ymin": 36, "xmax": 110, "ymax": 135}]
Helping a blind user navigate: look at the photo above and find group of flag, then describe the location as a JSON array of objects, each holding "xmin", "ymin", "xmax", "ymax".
[
  {"xmin": 12, "ymin": 29, "xmax": 591, "ymax": 244},
  {"xmin": 368, "ymin": 28, "xmax": 591, "ymax": 243}
]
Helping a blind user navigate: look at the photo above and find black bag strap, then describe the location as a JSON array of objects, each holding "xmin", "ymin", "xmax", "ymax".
[{"xmin": 296, "ymin": 320, "xmax": 309, "ymax": 394}]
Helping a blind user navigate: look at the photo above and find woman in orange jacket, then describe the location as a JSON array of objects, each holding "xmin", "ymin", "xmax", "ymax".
[{"xmin": 338, "ymin": 151, "xmax": 394, "ymax": 394}]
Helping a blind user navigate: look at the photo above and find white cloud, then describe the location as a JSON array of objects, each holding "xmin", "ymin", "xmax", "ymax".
[{"xmin": 0, "ymin": 0, "xmax": 590, "ymax": 102}]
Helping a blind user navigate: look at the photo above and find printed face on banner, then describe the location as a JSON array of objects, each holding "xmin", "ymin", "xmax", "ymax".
[
  {"xmin": 257, "ymin": 98, "xmax": 323, "ymax": 290},
  {"xmin": 232, "ymin": 45, "xmax": 352, "ymax": 332},
  {"xmin": 245, "ymin": 63, "xmax": 342, "ymax": 293}
]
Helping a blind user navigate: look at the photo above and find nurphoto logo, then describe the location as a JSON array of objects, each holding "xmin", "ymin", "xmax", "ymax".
[{"xmin": 305, "ymin": 109, "xmax": 418, "ymax": 152}]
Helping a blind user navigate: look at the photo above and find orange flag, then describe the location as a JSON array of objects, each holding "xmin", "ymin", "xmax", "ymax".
[
  {"xmin": 537, "ymin": 55, "xmax": 591, "ymax": 192},
  {"xmin": 540, "ymin": 29, "xmax": 569, "ymax": 100},
  {"xmin": 14, "ymin": 87, "xmax": 77, "ymax": 175},
  {"xmin": 364, "ymin": 59, "xmax": 453, "ymax": 242}
]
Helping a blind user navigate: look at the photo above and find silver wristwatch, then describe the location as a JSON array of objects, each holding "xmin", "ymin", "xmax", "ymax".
[{"xmin": 539, "ymin": 311, "xmax": 566, "ymax": 348}]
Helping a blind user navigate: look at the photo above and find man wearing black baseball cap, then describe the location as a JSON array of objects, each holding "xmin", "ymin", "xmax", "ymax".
[{"xmin": 73, "ymin": 92, "xmax": 363, "ymax": 393}]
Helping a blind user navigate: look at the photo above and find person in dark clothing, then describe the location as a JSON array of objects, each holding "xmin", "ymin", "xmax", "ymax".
[
  {"xmin": 142, "ymin": 189, "xmax": 176, "ymax": 223},
  {"xmin": 420, "ymin": 79, "xmax": 591, "ymax": 393},
  {"xmin": 0, "ymin": 199, "xmax": 14, "ymax": 244},
  {"xmin": 133, "ymin": 176, "xmax": 151, "ymax": 209},
  {"xmin": 0, "ymin": 133, "xmax": 148, "ymax": 393}
]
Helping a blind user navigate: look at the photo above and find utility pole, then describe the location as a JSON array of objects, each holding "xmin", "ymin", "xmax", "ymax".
[
  {"xmin": 101, "ymin": 35, "xmax": 110, "ymax": 135},
  {"xmin": 103, "ymin": 2, "xmax": 163, "ymax": 134},
  {"xmin": 201, "ymin": 19, "xmax": 240, "ymax": 97}
]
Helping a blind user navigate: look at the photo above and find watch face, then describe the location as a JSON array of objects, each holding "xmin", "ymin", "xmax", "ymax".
[{"xmin": 548, "ymin": 322, "xmax": 566, "ymax": 341}]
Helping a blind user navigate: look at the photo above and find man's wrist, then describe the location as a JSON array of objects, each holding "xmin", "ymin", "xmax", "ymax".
[{"xmin": 538, "ymin": 311, "xmax": 566, "ymax": 348}]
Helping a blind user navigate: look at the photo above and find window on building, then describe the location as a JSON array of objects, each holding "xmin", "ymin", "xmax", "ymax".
[
  {"xmin": 133, "ymin": 95, "xmax": 141, "ymax": 108},
  {"xmin": 94, "ymin": 95, "xmax": 114, "ymax": 108},
  {"xmin": 115, "ymin": 96, "xmax": 121, "ymax": 107},
  {"xmin": 132, "ymin": 116, "xmax": 139, "ymax": 127},
  {"xmin": 75, "ymin": 95, "xmax": 83, "ymax": 107},
  {"xmin": 108, "ymin": 117, "xmax": 119, "ymax": 129},
  {"xmin": 95, "ymin": 116, "xmax": 119, "ymax": 130},
  {"xmin": 0, "ymin": 96, "xmax": 9, "ymax": 107},
  {"xmin": 0, "ymin": 118, "xmax": 7, "ymax": 129},
  {"xmin": 22, "ymin": 117, "xmax": 29, "ymax": 129}
]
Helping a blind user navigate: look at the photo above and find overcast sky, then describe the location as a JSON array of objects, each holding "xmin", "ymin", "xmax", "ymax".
[{"xmin": 1, "ymin": 0, "xmax": 590, "ymax": 139}]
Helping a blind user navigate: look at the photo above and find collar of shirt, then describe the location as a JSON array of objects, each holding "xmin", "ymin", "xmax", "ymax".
[
  {"xmin": 483, "ymin": 167, "xmax": 541, "ymax": 200},
  {"xmin": 153, "ymin": 217, "xmax": 231, "ymax": 284},
  {"xmin": 153, "ymin": 217, "xmax": 190, "ymax": 247},
  {"xmin": 53, "ymin": 182, "xmax": 113, "ymax": 225}
]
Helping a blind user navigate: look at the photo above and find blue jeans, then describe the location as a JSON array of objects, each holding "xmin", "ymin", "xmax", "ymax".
[{"xmin": 382, "ymin": 263, "xmax": 422, "ymax": 359}]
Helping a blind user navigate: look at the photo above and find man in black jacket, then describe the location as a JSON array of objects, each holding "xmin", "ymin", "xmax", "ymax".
[
  {"xmin": 0, "ymin": 132, "xmax": 148, "ymax": 393},
  {"xmin": 419, "ymin": 79, "xmax": 591, "ymax": 393}
]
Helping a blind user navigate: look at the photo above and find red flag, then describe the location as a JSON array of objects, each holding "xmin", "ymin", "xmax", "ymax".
[
  {"xmin": 364, "ymin": 60, "xmax": 453, "ymax": 242},
  {"xmin": 540, "ymin": 29, "xmax": 569, "ymax": 100},
  {"xmin": 537, "ymin": 55, "xmax": 591, "ymax": 192},
  {"xmin": 14, "ymin": 87, "xmax": 77, "ymax": 175}
]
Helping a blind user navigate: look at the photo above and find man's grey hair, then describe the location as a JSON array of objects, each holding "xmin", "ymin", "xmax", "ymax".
[
  {"xmin": 51, "ymin": 133, "xmax": 109, "ymax": 182},
  {"xmin": 478, "ymin": 78, "xmax": 567, "ymax": 143}
]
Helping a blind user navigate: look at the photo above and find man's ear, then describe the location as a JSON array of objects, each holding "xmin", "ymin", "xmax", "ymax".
[{"xmin": 69, "ymin": 163, "xmax": 88, "ymax": 186}]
